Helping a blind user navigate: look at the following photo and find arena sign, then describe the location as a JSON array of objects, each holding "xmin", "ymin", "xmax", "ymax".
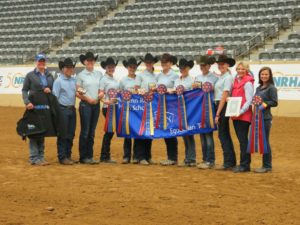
[{"xmin": 0, "ymin": 64, "xmax": 299, "ymax": 100}]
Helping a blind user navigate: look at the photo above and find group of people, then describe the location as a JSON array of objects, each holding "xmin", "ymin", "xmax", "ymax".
[{"xmin": 21, "ymin": 52, "xmax": 278, "ymax": 173}]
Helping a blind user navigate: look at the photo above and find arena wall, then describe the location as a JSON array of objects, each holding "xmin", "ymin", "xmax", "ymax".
[{"xmin": 0, "ymin": 61, "xmax": 299, "ymax": 117}]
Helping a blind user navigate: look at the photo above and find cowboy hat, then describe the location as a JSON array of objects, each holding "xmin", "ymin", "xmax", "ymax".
[
  {"xmin": 196, "ymin": 55, "xmax": 216, "ymax": 65},
  {"xmin": 140, "ymin": 53, "xmax": 159, "ymax": 63},
  {"xmin": 79, "ymin": 52, "xmax": 98, "ymax": 65},
  {"xmin": 58, "ymin": 58, "xmax": 77, "ymax": 70},
  {"xmin": 177, "ymin": 58, "xmax": 194, "ymax": 69},
  {"xmin": 215, "ymin": 54, "xmax": 236, "ymax": 67},
  {"xmin": 123, "ymin": 57, "xmax": 142, "ymax": 68},
  {"xmin": 100, "ymin": 57, "xmax": 118, "ymax": 69},
  {"xmin": 161, "ymin": 53, "xmax": 178, "ymax": 65}
]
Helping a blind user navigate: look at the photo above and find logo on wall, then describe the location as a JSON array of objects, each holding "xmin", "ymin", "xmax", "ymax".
[
  {"xmin": 0, "ymin": 73, "xmax": 25, "ymax": 89},
  {"xmin": 273, "ymin": 71, "xmax": 300, "ymax": 91}
]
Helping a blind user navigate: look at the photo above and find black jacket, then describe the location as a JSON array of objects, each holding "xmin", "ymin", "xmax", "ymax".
[
  {"xmin": 17, "ymin": 91, "xmax": 66, "ymax": 139},
  {"xmin": 22, "ymin": 69, "xmax": 54, "ymax": 105}
]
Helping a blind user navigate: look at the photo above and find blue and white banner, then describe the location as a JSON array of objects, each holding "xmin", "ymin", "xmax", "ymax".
[{"xmin": 115, "ymin": 89, "xmax": 217, "ymax": 139}]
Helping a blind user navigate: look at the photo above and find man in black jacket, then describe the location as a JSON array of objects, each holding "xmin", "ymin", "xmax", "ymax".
[{"xmin": 22, "ymin": 53, "xmax": 54, "ymax": 166}]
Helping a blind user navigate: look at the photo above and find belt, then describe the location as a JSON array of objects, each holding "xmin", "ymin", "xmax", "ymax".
[{"xmin": 59, "ymin": 104, "xmax": 75, "ymax": 109}]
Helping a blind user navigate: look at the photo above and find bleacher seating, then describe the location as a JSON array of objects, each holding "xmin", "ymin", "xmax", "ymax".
[
  {"xmin": 0, "ymin": 0, "xmax": 120, "ymax": 64},
  {"xmin": 259, "ymin": 30, "xmax": 300, "ymax": 60},
  {"xmin": 0, "ymin": 0, "xmax": 299, "ymax": 64},
  {"xmin": 48, "ymin": 0, "xmax": 300, "ymax": 63}
]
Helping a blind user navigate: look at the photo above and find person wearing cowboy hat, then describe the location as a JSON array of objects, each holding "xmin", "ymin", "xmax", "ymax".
[
  {"xmin": 53, "ymin": 58, "xmax": 77, "ymax": 165},
  {"xmin": 119, "ymin": 57, "xmax": 144, "ymax": 164},
  {"xmin": 135, "ymin": 53, "xmax": 159, "ymax": 165},
  {"xmin": 137, "ymin": 53, "xmax": 159, "ymax": 92},
  {"xmin": 157, "ymin": 53, "xmax": 179, "ymax": 166},
  {"xmin": 76, "ymin": 52, "xmax": 103, "ymax": 164},
  {"xmin": 98, "ymin": 57, "xmax": 120, "ymax": 164},
  {"xmin": 214, "ymin": 54, "xmax": 237, "ymax": 171},
  {"xmin": 22, "ymin": 53, "xmax": 54, "ymax": 166},
  {"xmin": 194, "ymin": 55, "xmax": 218, "ymax": 170},
  {"xmin": 174, "ymin": 58, "xmax": 197, "ymax": 167}
]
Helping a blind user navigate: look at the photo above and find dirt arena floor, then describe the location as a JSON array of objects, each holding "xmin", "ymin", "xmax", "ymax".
[{"xmin": 0, "ymin": 106, "xmax": 299, "ymax": 225}]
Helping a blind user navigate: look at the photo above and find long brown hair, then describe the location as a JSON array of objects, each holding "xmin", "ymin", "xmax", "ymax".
[{"xmin": 258, "ymin": 67, "xmax": 274, "ymax": 86}]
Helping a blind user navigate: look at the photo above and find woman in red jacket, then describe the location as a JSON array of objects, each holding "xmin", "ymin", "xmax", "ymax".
[{"xmin": 231, "ymin": 62, "xmax": 254, "ymax": 173}]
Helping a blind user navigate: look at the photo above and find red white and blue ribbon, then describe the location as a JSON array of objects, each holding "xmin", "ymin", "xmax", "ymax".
[
  {"xmin": 176, "ymin": 85, "xmax": 188, "ymax": 130},
  {"xmin": 104, "ymin": 88, "xmax": 118, "ymax": 133},
  {"xmin": 155, "ymin": 84, "xmax": 167, "ymax": 130},
  {"xmin": 247, "ymin": 95, "xmax": 268, "ymax": 154},
  {"xmin": 117, "ymin": 90, "xmax": 131, "ymax": 135},
  {"xmin": 201, "ymin": 82, "xmax": 215, "ymax": 129},
  {"xmin": 139, "ymin": 92, "xmax": 154, "ymax": 136}
]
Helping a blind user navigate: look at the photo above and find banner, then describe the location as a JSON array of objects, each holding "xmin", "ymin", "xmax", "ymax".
[
  {"xmin": 115, "ymin": 89, "xmax": 217, "ymax": 139},
  {"xmin": 0, "ymin": 63, "xmax": 299, "ymax": 100}
]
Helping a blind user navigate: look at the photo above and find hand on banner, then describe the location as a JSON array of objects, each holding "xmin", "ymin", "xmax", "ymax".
[
  {"xmin": 192, "ymin": 82, "xmax": 201, "ymax": 89},
  {"xmin": 98, "ymin": 92, "xmax": 104, "ymax": 100},
  {"xmin": 214, "ymin": 115, "xmax": 219, "ymax": 125},
  {"xmin": 110, "ymin": 98, "xmax": 118, "ymax": 104},
  {"xmin": 43, "ymin": 88, "xmax": 51, "ymax": 94},
  {"xmin": 26, "ymin": 103, "xmax": 34, "ymax": 110},
  {"xmin": 138, "ymin": 88, "xmax": 146, "ymax": 95},
  {"xmin": 86, "ymin": 97, "xmax": 98, "ymax": 105},
  {"xmin": 258, "ymin": 104, "xmax": 265, "ymax": 111},
  {"xmin": 167, "ymin": 88, "xmax": 176, "ymax": 94}
]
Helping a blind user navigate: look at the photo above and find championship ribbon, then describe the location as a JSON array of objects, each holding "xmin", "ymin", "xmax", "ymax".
[
  {"xmin": 139, "ymin": 92, "xmax": 154, "ymax": 136},
  {"xmin": 104, "ymin": 88, "xmax": 118, "ymax": 133},
  {"xmin": 155, "ymin": 84, "xmax": 167, "ymax": 130},
  {"xmin": 176, "ymin": 85, "xmax": 188, "ymax": 130},
  {"xmin": 247, "ymin": 95, "xmax": 268, "ymax": 154},
  {"xmin": 201, "ymin": 82, "xmax": 215, "ymax": 129},
  {"xmin": 117, "ymin": 90, "xmax": 131, "ymax": 135}
]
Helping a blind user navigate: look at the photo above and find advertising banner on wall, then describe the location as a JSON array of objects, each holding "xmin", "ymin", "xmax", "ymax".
[{"xmin": 0, "ymin": 64, "xmax": 299, "ymax": 100}]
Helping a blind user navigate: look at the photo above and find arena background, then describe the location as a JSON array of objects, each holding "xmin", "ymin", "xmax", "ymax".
[{"xmin": 0, "ymin": 0, "xmax": 300, "ymax": 224}]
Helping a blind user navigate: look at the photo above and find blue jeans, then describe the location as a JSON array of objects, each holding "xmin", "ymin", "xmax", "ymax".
[
  {"xmin": 79, "ymin": 101, "xmax": 100, "ymax": 162},
  {"xmin": 263, "ymin": 119, "xmax": 272, "ymax": 168},
  {"xmin": 134, "ymin": 139, "xmax": 152, "ymax": 161},
  {"xmin": 217, "ymin": 103, "xmax": 236, "ymax": 168},
  {"xmin": 29, "ymin": 137, "xmax": 45, "ymax": 163},
  {"xmin": 233, "ymin": 120, "xmax": 251, "ymax": 169},
  {"xmin": 123, "ymin": 138, "xmax": 138, "ymax": 161},
  {"xmin": 165, "ymin": 137, "xmax": 178, "ymax": 162},
  {"xmin": 182, "ymin": 135, "xmax": 196, "ymax": 163},
  {"xmin": 57, "ymin": 106, "xmax": 76, "ymax": 161},
  {"xmin": 200, "ymin": 132, "xmax": 215, "ymax": 164},
  {"xmin": 100, "ymin": 107, "xmax": 115, "ymax": 161}
]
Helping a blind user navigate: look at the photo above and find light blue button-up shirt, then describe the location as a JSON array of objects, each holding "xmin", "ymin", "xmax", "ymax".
[
  {"xmin": 156, "ymin": 69, "xmax": 179, "ymax": 88},
  {"xmin": 53, "ymin": 74, "xmax": 76, "ymax": 106},
  {"xmin": 76, "ymin": 68, "xmax": 103, "ymax": 100},
  {"xmin": 136, "ymin": 69, "xmax": 157, "ymax": 91},
  {"xmin": 99, "ymin": 73, "xmax": 120, "ymax": 102},
  {"xmin": 214, "ymin": 71, "xmax": 234, "ymax": 101},
  {"xmin": 120, "ymin": 76, "xmax": 140, "ymax": 90},
  {"xmin": 174, "ymin": 75, "xmax": 194, "ymax": 91},
  {"xmin": 195, "ymin": 71, "xmax": 218, "ymax": 86}
]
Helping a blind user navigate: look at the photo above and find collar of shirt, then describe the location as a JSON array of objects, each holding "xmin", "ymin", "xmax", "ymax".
[
  {"xmin": 180, "ymin": 75, "xmax": 191, "ymax": 80},
  {"xmin": 202, "ymin": 71, "xmax": 214, "ymax": 77},
  {"xmin": 162, "ymin": 69, "xmax": 171, "ymax": 76},
  {"xmin": 104, "ymin": 73, "xmax": 114, "ymax": 80},
  {"xmin": 34, "ymin": 68, "xmax": 48, "ymax": 76},
  {"xmin": 143, "ymin": 69, "xmax": 154, "ymax": 75},
  {"xmin": 127, "ymin": 75, "xmax": 136, "ymax": 80},
  {"xmin": 82, "ymin": 68, "xmax": 96, "ymax": 75},
  {"xmin": 220, "ymin": 71, "xmax": 230, "ymax": 79},
  {"xmin": 61, "ymin": 74, "xmax": 74, "ymax": 80}
]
